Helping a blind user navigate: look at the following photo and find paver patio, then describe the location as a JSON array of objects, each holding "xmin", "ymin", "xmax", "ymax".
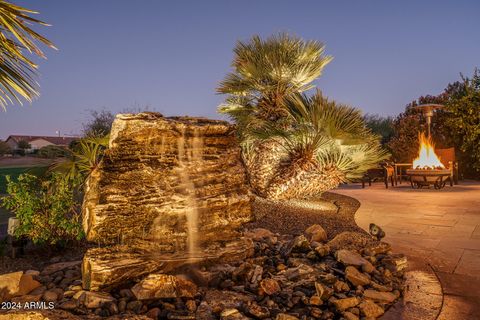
[{"xmin": 335, "ymin": 181, "xmax": 480, "ymax": 319}]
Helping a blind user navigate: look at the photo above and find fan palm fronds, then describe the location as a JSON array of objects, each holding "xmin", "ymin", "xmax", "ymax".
[
  {"xmin": 218, "ymin": 33, "xmax": 332, "ymax": 121},
  {"xmin": 0, "ymin": 1, "xmax": 55, "ymax": 110}
]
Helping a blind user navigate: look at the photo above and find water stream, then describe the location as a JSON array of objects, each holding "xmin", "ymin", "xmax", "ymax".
[{"xmin": 177, "ymin": 127, "xmax": 203, "ymax": 260}]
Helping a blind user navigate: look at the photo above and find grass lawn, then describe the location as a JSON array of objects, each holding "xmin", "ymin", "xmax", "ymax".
[{"xmin": 0, "ymin": 166, "xmax": 49, "ymax": 194}]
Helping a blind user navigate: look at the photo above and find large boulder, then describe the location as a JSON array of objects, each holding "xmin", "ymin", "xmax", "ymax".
[
  {"xmin": 81, "ymin": 113, "xmax": 253, "ymax": 290},
  {"xmin": 83, "ymin": 113, "xmax": 252, "ymax": 247}
]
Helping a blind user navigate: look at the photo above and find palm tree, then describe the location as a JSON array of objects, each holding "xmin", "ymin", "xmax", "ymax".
[
  {"xmin": 0, "ymin": 1, "xmax": 55, "ymax": 110},
  {"xmin": 218, "ymin": 33, "xmax": 332, "ymax": 195},
  {"xmin": 218, "ymin": 33, "xmax": 332, "ymax": 122}
]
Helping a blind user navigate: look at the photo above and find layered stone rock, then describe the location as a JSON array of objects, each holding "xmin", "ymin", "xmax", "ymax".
[
  {"xmin": 81, "ymin": 113, "xmax": 253, "ymax": 290},
  {"xmin": 83, "ymin": 113, "xmax": 252, "ymax": 247}
]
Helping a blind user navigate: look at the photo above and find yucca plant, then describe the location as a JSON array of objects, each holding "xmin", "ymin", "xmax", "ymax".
[
  {"xmin": 0, "ymin": 1, "xmax": 55, "ymax": 110},
  {"xmin": 49, "ymin": 136, "xmax": 109, "ymax": 184}
]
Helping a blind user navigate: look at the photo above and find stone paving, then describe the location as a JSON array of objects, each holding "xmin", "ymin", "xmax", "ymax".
[{"xmin": 335, "ymin": 181, "xmax": 480, "ymax": 320}]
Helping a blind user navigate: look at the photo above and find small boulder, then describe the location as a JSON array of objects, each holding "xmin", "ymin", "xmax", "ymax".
[
  {"xmin": 146, "ymin": 307, "xmax": 161, "ymax": 319},
  {"xmin": 359, "ymin": 300, "xmax": 385, "ymax": 318},
  {"xmin": 363, "ymin": 289, "xmax": 396, "ymax": 303},
  {"xmin": 0, "ymin": 271, "xmax": 41, "ymax": 302},
  {"xmin": 305, "ymin": 224, "xmax": 328, "ymax": 243},
  {"xmin": 361, "ymin": 261, "xmax": 375, "ymax": 273},
  {"xmin": 336, "ymin": 250, "xmax": 369, "ymax": 267},
  {"xmin": 332, "ymin": 297, "xmax": 360, "ymax": 311},
  {"xmin": 333, "ymin": 280, "xmax": 350, "ymax": 292},
  {"xmin": 220, "ymin": 308, "xmax": 249, "ymax": 320},
  {"xmin": 314, "ymin": 244, "xmax": 330, "ymax": 257},
  {"xmin": 58, "ymin": 300, "xmax": 78, "ymax": 310},
  {"xmin": 292, "ymin": 235, "xmax": 311, "ymax": 252},
  {"xmin": 245, "ymin": 301, "xmax": 270, "ymax": 319},
  {"xmin": 259, "ymin": 279, "xmax": 281, "ymax": 295},
  {"xmin": 131, "ymin": 274, "xmax": 197, "ymax": 300},
  {"xmin": 345, "ymin": 266, "xmax": 370, "ymax": 287},
  {"xmin": 42, "ymin": 290, "xmax": 58, "ymax": 302}
]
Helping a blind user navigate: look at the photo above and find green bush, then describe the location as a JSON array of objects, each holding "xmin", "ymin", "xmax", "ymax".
[
  {"xmin": 37, "ymin": 145, "xmax": 69, "ymax": 158},
  {"xmin": 1, "ymin": 173, "xmax": 84, "ymax": 244}
]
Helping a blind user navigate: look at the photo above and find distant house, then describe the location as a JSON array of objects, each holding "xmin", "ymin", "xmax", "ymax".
[{"xmin": 5, "ymin": 135, "xmax": 78, "ymax": 152}]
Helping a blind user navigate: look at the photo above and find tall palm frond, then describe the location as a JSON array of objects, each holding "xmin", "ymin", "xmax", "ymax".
[
  {"xmin": 0, "ymin": 1, "xmax": 56, "ymax": 110},
  {"xmin": 218, "ymin": 33, "xmax": 332, "ymax": 121}
]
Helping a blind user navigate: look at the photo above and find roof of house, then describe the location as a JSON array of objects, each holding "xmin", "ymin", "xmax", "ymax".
[{"xmin": 6, "ymin": 135, "xmax": 78, "ymax": 145}]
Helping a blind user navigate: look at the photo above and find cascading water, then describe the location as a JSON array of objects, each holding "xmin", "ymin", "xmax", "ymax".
[{"xmin": 177, "ymin": 127, "xmax": 202, "ymax": 260}]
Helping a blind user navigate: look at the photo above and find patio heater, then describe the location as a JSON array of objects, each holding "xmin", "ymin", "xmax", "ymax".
[{"xmin": 411, "ymin": 104, "xmax": 445, "ymax": 138}]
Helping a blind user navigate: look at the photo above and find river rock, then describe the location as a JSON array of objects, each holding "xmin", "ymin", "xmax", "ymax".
[
  {"xmin": 332, "ymin": 297, "xmax": 360, "ymax": 311},
  {"xmin": 359, "ymin": 300, "xmax": 384, "ymax": 318},
  {"xmin": 336, "ymin": 250, "xmax": 368, "ymax": 267},
  {"xmin": 41, "ymin": 261, "xmax": 81, "ymax": 276},
  {"xmin": 345, "ymin": 266, "xmax": 370, "ymax": 286},
  {"xmin": 0, "ymin": 271, "xmax": 41, "ymax": 302},
  {"xmin": 305, "ymin": 224, "xmax": 327, "ymax": 243},
  {"xmin": 259, "ymin": 279, "xmax": 281, "ymax": 295},
  {"xmin": 363, "ymin": 289, "xmax": 396, "ymax": 303},
  {"xmin": 131, "ymin": 274, "xmax": 197, "ymax": 300}
]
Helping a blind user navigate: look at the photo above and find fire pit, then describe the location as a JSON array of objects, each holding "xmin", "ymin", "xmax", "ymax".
[
  {"xmin": 406, "ymin": 132, "xmax": 452, "ymax": 189},
  {"xmin": 406, "ymin": 168, "xmax": 451, "ymax": 189}
]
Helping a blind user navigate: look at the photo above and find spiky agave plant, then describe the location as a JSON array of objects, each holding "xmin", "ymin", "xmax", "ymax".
[
  {"xmin": 0, "ymin": 1, "xmax": 56, "ymax": 110},
  {"xmin": 252, "ymin": 91, "xmax": 388, "ymax": 199}
]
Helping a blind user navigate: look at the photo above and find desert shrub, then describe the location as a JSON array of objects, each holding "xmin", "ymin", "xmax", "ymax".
[
  {"xmin": 364, "ymin": 114, "xmax": 395, "ymax": 145},
  {"xmin": 445, "ymin": 69, "xmax": 480, "ymax": 176},
  {"xmin": 2, "ymin": 173, "xmax": 84, "ymax": 244},
  {"xmin": 0, "ymin": 141, "xmax": 12, "ymax": 156},
  {"xmin": 37, "ymin": 145, "xmax": 69, "ymax": 158}
]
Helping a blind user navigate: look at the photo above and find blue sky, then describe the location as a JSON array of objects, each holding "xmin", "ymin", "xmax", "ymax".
[{"xmin": 0, "ymin": 0, "xmax": 479, "ymax": 139}]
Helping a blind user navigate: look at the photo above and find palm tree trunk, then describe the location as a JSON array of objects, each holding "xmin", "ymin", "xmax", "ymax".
[
  {"xmin": 265, "ymin": 163, "xmax": 345, "ymax": 200},
  {"xmin": 244, "ymin": 139, "xmax": 285, "ymax": 197}
]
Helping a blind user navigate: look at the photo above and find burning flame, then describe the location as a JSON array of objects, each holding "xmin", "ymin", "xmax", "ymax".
[{"xmin": 412, "ymin": 133, "xmax": 445, "ymax": 169}]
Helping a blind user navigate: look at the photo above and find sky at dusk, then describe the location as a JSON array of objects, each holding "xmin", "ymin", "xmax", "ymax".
[{"xmin": 0, "ymin": 0, "xmax": 479, "ymax": 139}]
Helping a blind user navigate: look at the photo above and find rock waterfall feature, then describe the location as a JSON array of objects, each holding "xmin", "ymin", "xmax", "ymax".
[{"xmin": 81, "ymin": 113, "xmax": 253, "ymax": 291}]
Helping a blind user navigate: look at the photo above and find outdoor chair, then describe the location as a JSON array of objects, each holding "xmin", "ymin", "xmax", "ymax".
[
  {"xmin": 435, "ymin": 147, "xmax": 459, "ymax": 185},
  {"xmin": 362, "ymin": 164, "xmax": 394, "ymax": 189}
]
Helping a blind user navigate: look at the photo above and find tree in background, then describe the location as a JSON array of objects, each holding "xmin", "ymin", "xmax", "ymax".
[
  {"xmin": 364, "ymin": 114, "xmax": 394, "ymax": 145},
  {"xmin": 0, "ymin": 1, "xmax": 55, "ymax": 111},
  {"xmin": 0, "ymin": 140, "xmax": 12, "ymax": 155},
  {"xmin": 446, "ymin": 68, "xmax": 480, "ymax": 176},
  {"xmin": 16, "ymin": 139, "xmax": 30, "ymax": 155},
  {"xmin": 82, "ymin": 109, "xmax": 115, "ymax": 137}
]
